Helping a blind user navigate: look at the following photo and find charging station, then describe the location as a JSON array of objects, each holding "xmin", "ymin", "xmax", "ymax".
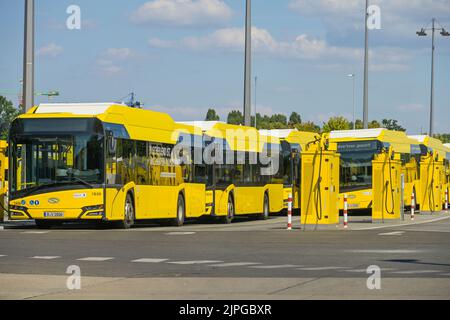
[
  {"xmin": 300, "ymin": 135, "xmax": 340, "ymax": 228},
  {"xmin": 372, "ymin": 147, "xmax": 402, "ymax": 222},
  {"xmin": 420, "ymin": 153, "xmax": 444, "ymax": 213}
]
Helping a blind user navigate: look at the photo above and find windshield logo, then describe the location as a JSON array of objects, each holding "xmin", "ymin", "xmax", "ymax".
[{"xmin": 48, "ymin": 198, "xmax": 60, "ymax": 204}]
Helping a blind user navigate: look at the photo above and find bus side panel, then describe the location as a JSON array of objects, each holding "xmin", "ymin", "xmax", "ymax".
[
  {"xmin": 184, "ymin": 183, "xmax": 206, "ymax": 218},
  {"xmin": 235, "ymin": 187, "xmax": 263, "ymax": 215},
  {"xmin": 137, "ymin": 185, "xmax": 178, "ymax": 219},
  {"xmin": 267, "ymin": 184, "xmax": 284, "ymax": 213}
]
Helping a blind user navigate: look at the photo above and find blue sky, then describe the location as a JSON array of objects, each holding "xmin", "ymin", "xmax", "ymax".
[{"xmin": 1, "ymin": 0, "xmax": 449, "ymax": 133}]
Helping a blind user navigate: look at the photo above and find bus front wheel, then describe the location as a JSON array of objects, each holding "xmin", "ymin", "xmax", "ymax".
[{"xmin": 117, "ymin": 193, "xmax": 135, "ymax": 229}]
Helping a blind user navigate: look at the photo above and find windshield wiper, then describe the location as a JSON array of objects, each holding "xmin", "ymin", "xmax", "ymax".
[{"xmin": 69, "ymin": 177, "xmax": 95, "ymax": 189}]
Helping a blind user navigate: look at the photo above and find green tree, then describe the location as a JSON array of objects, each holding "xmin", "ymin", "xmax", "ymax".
[
  {"xmin": 368, "ymin": 120, "xmax": 381, "ymax": 129},
  {"xmin": 434, "ymin": 134, "xmax": 450, "ymax": 144},
  {"xmin": 0, "ymin": 96, "xmax": 21, "ymax": 139},
  {"xmin": 322, "ymin": 116, "xmax": 351, "ymax": 132},
  {"xmin": 294, "ymin": 121, "xmax": 321, "ymax": 133},
  {"xmin": 205, "ymin": 108, "xmax": 220, "ymax": 121},
  {"xmin": 381, "ymin": 119, "xmax": 406, "ymax": 131},
  {"xmin": 288, "ymin": 112, "xmax": 302, "ymax": 127},
  {"xmin": 227, "ymin": 110, "xmax": 244, "ymax": 125}
]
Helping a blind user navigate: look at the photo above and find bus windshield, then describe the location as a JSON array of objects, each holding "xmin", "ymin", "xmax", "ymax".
[
  {"xmin": 9, "ymin": 118, "xmax": 104, "ymax": 196},
  {"xmin": 338, "ymin": 140, "xmax": 381, "ymax": 192}
]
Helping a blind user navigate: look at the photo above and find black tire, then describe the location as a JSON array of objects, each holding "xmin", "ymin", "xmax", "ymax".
[
  {"xmin": 172, "ymin": 194, "xmax": 185, "ymax": 227},
  {"xmin": 117, "ymin": 193, "xmax": 135, "ymax": 229},
  {"xmin": 223, "ymin": 196, "xmax": 235, "ymax": 224},
  {"xmin": 258, "ymin": 193, "xmax": 270, "ymax": 220}
]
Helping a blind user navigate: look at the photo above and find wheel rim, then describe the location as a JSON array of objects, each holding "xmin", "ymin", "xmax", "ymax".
[
  {"xmin": 125, "ymin": 200, "xmax": 133, "ymax": 224},
  {"xmin": 228, "ymin": 201, "xmax": 233, "ymax": 220},
  {"xmin": 264, "ymin": 198, "xmax": 269, "ymax": 217},
  {"xmin": 178, "ymin": 200, "xmax": 184, "ymax": 223}
]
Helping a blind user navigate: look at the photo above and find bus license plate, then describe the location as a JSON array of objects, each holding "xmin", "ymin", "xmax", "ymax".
[{"xmin": 44, "ymin": 212, "xmax": 64, "ymax": 218}]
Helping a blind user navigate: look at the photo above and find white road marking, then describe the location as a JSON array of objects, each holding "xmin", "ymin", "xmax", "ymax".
[
  {"xmin": 0, "ymin": 255, "xmax": 6, "ymax": 258},
  {"xmin": 77, "ymin": 257, "xmax": 114, "ymax": 262},
  {"xmin": 131, "ymin": 258, "xmax": 168, "ymax": 263},
  {"xmin": 378, "ymin": 231, "xmax": 405, "ymax": 236},
  {"xmin": 0, "ymin": 226, "xmax": 4, "ymax": 230},
  {"xmin": 165, "ymin": 232, "xmax": 196, "ymax": 235},
  {"xmin": 391, "ymin": 270, "xmax": 442, "ymax": 275},
  {"xmin": 346, "ymin": 250, "xmax": 421, "ymax": 254},
  {"xmin": 22, "ymin": 231, "xmax": 50, "ymax": 234},
  {"xmin": 168, "ymin": 260, "xmax": 223, "ymax": 265},
  {"xmin": 250, "ymin": 265, "xmax": 301, "ymax": 269},
  {"xmin": 209, "ymin": 262, "xmax": 261, "ymax": 267},
  {"xmin": 31, "ymin": 256, "xmax": 61, "ymax": 260},
  {"xmin": 341, "ymin": 268, "xmax": 398, "ymax": 273},
  {"xmin": 297, "ymin": 266, "xmax": 346, "ymax": 271},
  {"xmin": 358, "ymin": 215, "xmax": 450, "ymax": 230}
]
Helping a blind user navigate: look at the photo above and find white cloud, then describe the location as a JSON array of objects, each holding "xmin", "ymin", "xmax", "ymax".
[
  {"xmin": 289, "ymin": 0, "xmax": 450, "ymax": 39},
  {"xmin": 397, "ymin": 103, "xmax": 426, "ymax": 112},
  {"xmin": 37, "ymin": 43, "xmax": 63, "ymax": 57},
  {"xmin": 104, "ymin": 48, "xmax": 134, "ymax": 60},
  {"xmin": 131, "ymin": 0, "xmax": 232, "ymax": 27},
  {"xmin": 150, "ymin": 27, "xmax": 412, "ymax": 71},
  {"xmin": 97, "ymin": 48, "xmax": 135, "ymax": 76}
]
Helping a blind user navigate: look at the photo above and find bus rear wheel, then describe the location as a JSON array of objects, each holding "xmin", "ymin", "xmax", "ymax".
[
  {"xmin": 223, "ymin": 196, "xmax": 234, "ymax": 224},
  {"xmin": 258, "ymin": 193, "xmax": 270, "ymax": 220},
  {"xmin": 172, "ymin": 194, "xmax": 185, "ymax": 227},
  {"xmin": 117, "ymin": 193, "xmax": 135, "ymax": 229}
]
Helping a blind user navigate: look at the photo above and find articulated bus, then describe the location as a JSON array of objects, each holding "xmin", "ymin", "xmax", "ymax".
[
  {"xmin": 328, "ymin": 129, "xmax": 422, "ymax": 211},
  {"xmin": 8, "ymin": 103, "xmax": 284, "ymax": 228},
  {"xmin": 408, "ymin": 135, "xmax": 450, "ymax": 209},
  {"xmin": 259, "ymin": 129, "xmax": 319, "ymax": 211}
]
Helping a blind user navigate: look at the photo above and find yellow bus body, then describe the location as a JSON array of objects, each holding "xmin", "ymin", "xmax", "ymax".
[{"xmin": 329, "ymin": 129, "xmax": 421, "ymax": 210}]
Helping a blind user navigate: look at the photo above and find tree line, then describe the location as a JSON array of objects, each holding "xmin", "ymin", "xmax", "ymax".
[{"xmin": 205, "ymin": 108, "xmax": 410, "ymax": 134}]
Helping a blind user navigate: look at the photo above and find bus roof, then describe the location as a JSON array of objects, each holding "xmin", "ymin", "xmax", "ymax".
[
  {"xmin": 329, "ymin": 129, "xmax": 419, "ymax": 154},
  {"xmin": 408, "ymin": 135, "xmax": 448, "ymax": 159},
  {"xmin": 18, "ymin": 103, "xmax": 198, "ymax": 144},
  {"xmin": 259, "ymin": 129, "xmax": 319, "ymax": 150}
]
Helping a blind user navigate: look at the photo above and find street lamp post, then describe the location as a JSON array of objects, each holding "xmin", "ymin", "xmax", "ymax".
[
  {"xmin": 23, "ymin": 0, "xmax": 35, "ymax": 112},
  {"xmin": 243, "ymin": 0, "xmax": 252, "ymax": 127},
  {"xmin": 362, "ymin": 0, "xmax": 369, "ymax": 129},
  {"xmin": 254, "ymin": 76, "xmax": 257, "ymax": 128},
  {"xmin": 348, "ymin": 74, "xmax": 356, "ymax": 130},
  {"xmin": 417, "ymin": 18, "xmax": 449, "ymax": 136}
]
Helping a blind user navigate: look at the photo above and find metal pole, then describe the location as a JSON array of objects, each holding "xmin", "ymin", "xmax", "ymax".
[
  {"xmin": 243, "ymin": 0, "xmax": 252, "ymax": 126},
  {"xmin": 363, "ymin": 0, "xmax": 369, "ymax": 129},
  {"xmin": 254, "ymin": 76, "xmax": 257, "ymax": 128},
  {"xmin": 23, "ymin": 0, "xmax": 35, "ymax": 112},
  {"xmin": 352, "ymin": 75, "xmax": 356, "ymax": 130},
  {"xmin": 429, "ymin": 18, "xmax": 436, "ymax": 137},
  {"xmin": 400, "ymin": 174, "xmax": 405, "ymax": 221}
]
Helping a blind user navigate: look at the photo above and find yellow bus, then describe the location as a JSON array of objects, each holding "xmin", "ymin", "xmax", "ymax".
[
  {"xmin": 328, "ymin": 129, "xmax": 421, "ymax": 211},
  {"xmin": 259, "ymin": 129, "xmax": 319, "ymax": 211},
  {"xmin": 179, "ymin": 121, "xmax": 284, "ymax": 221},
  {"xmin": 8, "ymin": 104, "xmax": 284, "ymax": 228},
  {"xmin": 409, "ymin": 135, "xmax": 450, "ymax": 210}
]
